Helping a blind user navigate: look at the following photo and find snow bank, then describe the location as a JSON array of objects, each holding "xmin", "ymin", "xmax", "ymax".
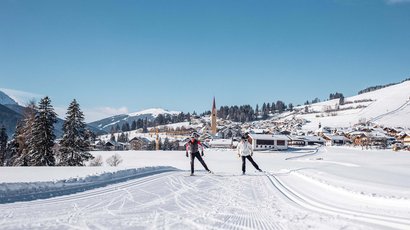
[{"xmin": 0, "ymin": 166, "xmax": 178, "ymax": 204}]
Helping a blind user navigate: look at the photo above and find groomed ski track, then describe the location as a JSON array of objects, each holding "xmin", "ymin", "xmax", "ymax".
[
  {"xmin": 266, "ymin": 173, "xmax": 410, "ymax": 230},
  {"xmin": 1, "ymin": 170, "xmax": 407, "ymax": 229}
]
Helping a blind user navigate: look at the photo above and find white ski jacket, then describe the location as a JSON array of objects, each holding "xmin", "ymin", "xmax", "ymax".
[{"xmin": 237, "ymin": 140, "xmax": 253, "ymax": 156}]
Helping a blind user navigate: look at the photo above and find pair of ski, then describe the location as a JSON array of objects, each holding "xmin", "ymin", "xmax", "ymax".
[
  {"xmin": 189, "ymin": 170, "xmax": 213, "ymax": 176},
  {"xmin": 188, "ymin": 170, "xmax": 267, "ymax": 176}
]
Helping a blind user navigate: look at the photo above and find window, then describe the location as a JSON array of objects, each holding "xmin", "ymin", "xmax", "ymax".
[
  {"xmin": 277, "ymin": 140, "xmax": 286, "ymax": 146},
  {"xmin": 256, "ymin": 139, "xmax": 275, "ymax": 145}
]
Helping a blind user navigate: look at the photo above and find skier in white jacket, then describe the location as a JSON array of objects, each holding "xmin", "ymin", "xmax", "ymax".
[{"xmin": 237, "ymin": 135, "xmax": 262, "ymax": 175}]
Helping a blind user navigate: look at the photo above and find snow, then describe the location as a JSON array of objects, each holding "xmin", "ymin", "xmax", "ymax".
[
  {"xmin": 0, "ymin": 88, "xmax": 43, "ymax": 106},
  {"xmin": 1, "ymin": 147, "xmax": 410, "ymax": 229},
  {"xmin": 293, "ymin": 80, "xmax": 410, "ymax": 130},
  {"xmin": 128, "ymin": 108, "xmax": 180, "ymax": 117},
  {"xmin": 0, "ymin": 90, "xmax": 17, "ymax": 105}
]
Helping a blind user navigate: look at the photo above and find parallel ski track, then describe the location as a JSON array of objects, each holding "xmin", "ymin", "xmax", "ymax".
[
  {"xmin": 2, "ymin": 170, "xmax": 177, "ymax": 208},
  {"xmin": 265, "ymin": 172, "xmax": 410, "ymax": 230}
]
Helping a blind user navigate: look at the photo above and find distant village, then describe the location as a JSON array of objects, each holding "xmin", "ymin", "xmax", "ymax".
[{"xmin": 88, "ymin": 98, "xmax": 410, "ymax": 152}]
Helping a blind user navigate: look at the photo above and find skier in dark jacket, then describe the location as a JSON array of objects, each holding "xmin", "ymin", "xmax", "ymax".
[{"xmin": 186, "ymin": 133, "xmax": 212, "ymax": 176}]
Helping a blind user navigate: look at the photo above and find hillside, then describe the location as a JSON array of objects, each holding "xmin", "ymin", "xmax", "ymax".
[
  {"xmin": 88, "ymin": 108, "xmax": 180, "ymax": 132},
  {"xmin": 0, "ymin": 104, "xmax": 22, "ymax": 138},
  {"xmin": 0, "ymin": 90, "xmax": 104, "ymax": 139},
  {"xmin": 291, "ymin": 80, "xmax": 410, "ymax": 130},
  {"xmin": 0, "ymin": 91, "xmax": 18, "ymax": 105}
]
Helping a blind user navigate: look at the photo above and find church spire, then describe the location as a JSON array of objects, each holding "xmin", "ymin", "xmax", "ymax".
[{"xmin": 211, "ymin": 97, "xmax": 217, "ymax": 135}]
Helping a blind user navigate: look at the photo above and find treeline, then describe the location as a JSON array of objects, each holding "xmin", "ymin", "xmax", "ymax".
[
  {"xmin": 358, "ymin": 78, "xmax": 410, "ymax": 95},
  {"xmin": 110, "ymin": 112, "xmax": 192, "ymax": 133},
  {"xmin": 0, "ymin": 97, "xmax": 94, "ymax": 167},
  {"xmin": 211, "ymin": 100, "xmax": 292, "ymax": 122}
]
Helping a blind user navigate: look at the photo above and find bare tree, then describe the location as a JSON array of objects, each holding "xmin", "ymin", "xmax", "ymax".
[
  {"xmin": 89, "ymin": 155, "xmax": 103, "ymax": 166},
  {"xmin": 106, "ymin": 154, "xmax": 123, "ymax": 166}
]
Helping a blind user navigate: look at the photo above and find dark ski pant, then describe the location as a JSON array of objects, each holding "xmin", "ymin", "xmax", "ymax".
[
  {"xmin": 190, "ymin": 152, "xmax": 210, "ymax": 174},
  {"xmin": 242, "ymin": 156, "xmax": 261, "ymax": 173}
]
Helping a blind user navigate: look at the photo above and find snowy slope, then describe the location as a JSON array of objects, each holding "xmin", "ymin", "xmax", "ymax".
[
  {"xmin": 128, "ymin": 108, "xmax": 180, "ymax": 117},
  {"xmin": 293, "ymin": 80, "xmax": 410, "ymax": 130},
  {"xmin": 0, "ymin": 88, "xmax": 43, "ymax": 106},
  {"xmin": 88, "ymin": 108, "xmax": 181, "ymax": 132},
  {"xmin": 1, "ymin": 147, "xmax": 410, "ymax": 229},
  {"xmin": 0, "ymin": 90, "xmax": 18, "ymax": 105}
]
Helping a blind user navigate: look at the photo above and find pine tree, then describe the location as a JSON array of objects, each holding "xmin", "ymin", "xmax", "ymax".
[
  {"xmin": 5, "ymin": 129, "xmax": 19, "ymax": 166},
  {"xmin": 339, "ymin": 95, "xmax": 345, "ymax": 106},
  {"xmin": 163, "ymin": 137, "xmax": 170, "ymax": 150},
  {"xmin": 13, "ymin": 101, "xmax": 37, "ymax": 166},
  {"xmin": 110, "ymin": 133, "xmax": 116, "ymax": 142},
  {"xmin": 271, "ymin": 102, "xmax": 276, "ymax": 113},
  {"xmin": 115, "ymin": 124, "xmax": 120, "ymax": 132},
  {"xmin": 59, "ymin": 99, "xmax": 93, "ymax": 166},
  {"xmin": 143, "ymin": 118, "xmax": 148, "ymax": 133},
  {"xmin": 131, "ymin": 120, "xmax": 137, "ymax": 130},
  {"xmin": 136, "ymin": 118, "xmax": 144, "ymax": 129},
  {"xmin": 288, "ymin": 103, "xmax": 294, "ymax": 112},
  {"xmin": 255, "ymin": 104, "xmax": 259, "ymax": 118},
  {"xmin": 276, "ymin": 100, "xmax": 286, "ymax": 113},
  {"xmin": 0, "ymin": 125, "xmax": 8, "ymax": 166},
  {"xmin": 28, "ymin": 96, "xmax": 57, "ymax": 166},
  {"xmin": 121, "ymin": 122, "xmax": 130, "ymax": 132}
]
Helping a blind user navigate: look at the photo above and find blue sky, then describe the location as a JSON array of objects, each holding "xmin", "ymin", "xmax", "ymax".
[{"xmin": 1, "ymin": 0, "xmax": 410, "ymax": 122}]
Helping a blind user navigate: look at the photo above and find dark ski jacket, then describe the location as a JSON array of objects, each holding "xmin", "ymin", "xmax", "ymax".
[{"xmin": 186, "ymin": 139, "xmax": 204, "ymax": 154}]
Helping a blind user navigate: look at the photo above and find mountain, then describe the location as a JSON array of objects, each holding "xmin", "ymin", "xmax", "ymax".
[
  {"xmin": 88, "ymin": 108, "xmax": 181, "ymax": 132},
  {"xmin": 0, "ymin": 88, "xmax": 42, "ymax": 106},
  {"xmin": 0, "ymin": 91, "xmax": 18, "ymax": 105},
  {"xmin": 289, "ymin": 80, "xmax": 410, "ymax": 130},
  {"xmin": 0, "ymin": 89, "xmax": 105, "ymax": 139},
  {"xmin": 0, "ymin": 104, "xmax": 23, "ymax": 138}
]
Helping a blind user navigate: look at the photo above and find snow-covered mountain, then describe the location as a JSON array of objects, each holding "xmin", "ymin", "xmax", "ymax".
[
  {"xmin": 0, "ymin": 89, "xmax": 104, "ymax": 138},
  {"xmin": 287, "ymin": 80, "xmax": 410, "ymax": 130},
  {"xmin": 0, "ymin": 88, "xmax": 42, "ymax": 106},
  {"xmin": 0, "ymin": 90, "xmax": 18, "ymax": 105},
  {"xmin": 88, "ymin": 108, "xmax": 181, "ymax": 132}
]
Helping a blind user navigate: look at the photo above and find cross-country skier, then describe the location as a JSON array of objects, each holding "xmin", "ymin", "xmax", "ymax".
[
  {"xmin": 237, "ymin": 134, "xmax": 262, "ymax": 175},
  {"xmin": 186, "ymin": 133, "xmax": 212, "ymax": 176}
]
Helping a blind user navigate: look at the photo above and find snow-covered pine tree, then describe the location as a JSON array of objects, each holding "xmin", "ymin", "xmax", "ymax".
[
  {"xmin": 0, "ymin": 125, "xmax": 8, "ymax": 166},
  {"xmin": 13, "ymin": 101, "xmax": 37, "ymax": 166},
  {"xmin": 5, "ymin": 126, "xmax": 20, "ymax": 166},
  {"xmin": 28, "ymin": 96, "xmax": 57, "ymax": 166},
  {"xmin": 59, "ymin": 99, "xmax": 93, "ymax": 166},
  {"xmin": 163, "ymin": 137, "xmax": 170, "ymax": 150}
]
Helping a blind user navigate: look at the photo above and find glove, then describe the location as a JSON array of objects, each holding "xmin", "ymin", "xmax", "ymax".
[
  {"xmin": 238, "ymin": 154, "xmax": 241, "ymax": 158},
  {"xmin": 186, "ymin": 152, "xmax": 188, "ymax": 157},
  {"xmin": 201, "ymin": 151, "xmax": 204, "ymax": 156}
]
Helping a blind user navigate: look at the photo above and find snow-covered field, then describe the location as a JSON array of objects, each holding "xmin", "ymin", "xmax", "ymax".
[{"xmin": 1, "ymin": 147, "xmax": 410, "ymax": 229}]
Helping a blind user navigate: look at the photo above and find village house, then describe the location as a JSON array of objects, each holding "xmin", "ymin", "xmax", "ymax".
[
  {"xmin": 402, "ymin": 133, "xmax": 410, "ymax": 147},
  {"xmin": 322, "ymin": 134, "xmax": 350, "ymax": 146},
  {"xmin": 217, "ymin": 125, "xmax": 242, "ymax": 139},
  {"xmin": 288, "ymin": 135, "xmax": 325, "ymax": 146},
  {"xmin": 207, "ymin": 139, "xmax": 235, "ymax": 149},
  {"xmin": 129, "ymin": 137, "xmax": 150, "ymax": 150},
  {"xmin": 248, "ymin": 134, "xmax": 289, "ymax": 151}
]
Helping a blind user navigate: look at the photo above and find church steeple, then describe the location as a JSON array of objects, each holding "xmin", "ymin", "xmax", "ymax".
[{"xmin": 211, "ymin": 97, "xmax": 217, "ymax": 135}]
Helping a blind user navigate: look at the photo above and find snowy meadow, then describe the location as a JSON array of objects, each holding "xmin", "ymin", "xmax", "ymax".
[{"xmin": 1, "ymin": 146, "xmax": 410, "ymax": 229}]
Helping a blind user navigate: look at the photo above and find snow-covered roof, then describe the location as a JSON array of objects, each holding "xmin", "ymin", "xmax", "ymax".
[
  {"xmin": 303, "ymin": 136, "xmax": 326, "ymax": 142},
  {"xmin": 324, "ymin": 135, "xmax": 349, "ymax": 141},
  {"xmin": 208, "ymin": 139, "xmax": 233, "ymax": 145},
  {"xmin": 249, "ymin": 134, "xmax": 290, "ymax": 140}
]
